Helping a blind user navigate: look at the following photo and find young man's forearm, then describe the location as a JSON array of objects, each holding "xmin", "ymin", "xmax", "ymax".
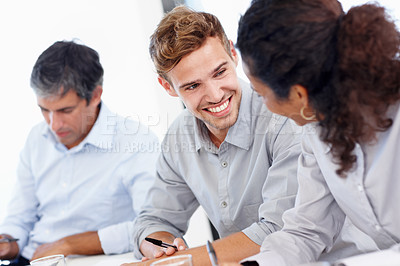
[{"xmin": 136, "ymin": 232, "xmax": 260, "ymax": 265}]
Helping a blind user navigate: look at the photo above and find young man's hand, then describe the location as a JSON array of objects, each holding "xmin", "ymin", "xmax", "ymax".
[{"xmin": 140, "ymin": 233, "xmax": 187, "ymax": 260}]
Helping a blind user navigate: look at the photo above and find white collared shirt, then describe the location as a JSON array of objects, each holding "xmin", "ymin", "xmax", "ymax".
[{"xmin": 0, "ymin": 103, "xmax": 160, "ymax": 258}]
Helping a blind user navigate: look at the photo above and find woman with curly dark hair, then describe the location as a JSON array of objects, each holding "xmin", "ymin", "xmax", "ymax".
[{"xmin": 236, "ymin": 0, "xmax": 400, "ymax": 264}]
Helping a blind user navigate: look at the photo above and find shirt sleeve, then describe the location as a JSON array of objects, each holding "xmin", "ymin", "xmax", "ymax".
[
  {"xmin": 243, "ymin": 117, "xmax": 301, "ymax": 245},
  {"xmin": 132, "ymin": 141, "xmax": 199, "ymax": 259},
  {"xmin": 98, "ymin": 221, "xmax": 135, "ymax": 255},
  {"xmin": 98, "ymin": 132, "xmax": 160, "ymax": 255},
  {"xmin": 249, "ymin": 133, "xmax": 346, "ymax": 265},
  {"xmin": 0, "ymin": 137, "xmax": 39, "ymax": 256}
]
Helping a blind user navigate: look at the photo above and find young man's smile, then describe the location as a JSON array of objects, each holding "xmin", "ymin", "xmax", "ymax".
[{"xmin": 160, "ymin": 37, "xmax": 242, "ymax": 142}]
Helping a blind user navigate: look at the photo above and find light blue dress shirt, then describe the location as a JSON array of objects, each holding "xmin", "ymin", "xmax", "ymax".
[
  {"xmin": 0, "ymin": 103, "xmax": 159, "ymax": 259},
  {"xmin": 246, "ymin": 102, "xmax": 400, "ymax": 265},
  {"xmin": 133, "ymin": 81, "xmax": 302, "ymax": 258}
]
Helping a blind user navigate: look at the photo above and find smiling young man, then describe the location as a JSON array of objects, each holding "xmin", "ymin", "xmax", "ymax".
[
  {"xmin": 128, "ymin": 6, "xmax": 302, "ymax": 265},
  {"xmin": 0, "ymin": 41, "xmax": 159, "ymax": 265}
]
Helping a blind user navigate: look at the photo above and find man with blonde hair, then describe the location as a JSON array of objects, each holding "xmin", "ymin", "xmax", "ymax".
[{"xmin": 130, "ymin": 6, "xmax": 301, "ymax": 265}]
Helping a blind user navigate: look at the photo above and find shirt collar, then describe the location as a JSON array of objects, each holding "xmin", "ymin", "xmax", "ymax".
[
  {"xmin": 41, "ymin": 101, "xmax": 116, "ymax": 152},
  {"xmin": 224, "ymin": 79, "xmax": 253, "ymax": 150},
  {"xmin": 194, "ymin": 118, "xmax": 215, "ymax": 152},
  {"xmin": 193, "ymin": 79, "xmax": 254, "ymax": 152},
  {"xmin": 82, "ymin": 102, "xmax": 116, "ymax": 150}
]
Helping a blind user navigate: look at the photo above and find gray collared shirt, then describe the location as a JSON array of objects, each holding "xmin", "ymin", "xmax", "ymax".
[
  {"xmin": 247, "ymin": 102, "xmax": 400, "ymax": 266},
  {"xmin": 133, "ymin": 81, "xmax": 301, "ymax": 258}
]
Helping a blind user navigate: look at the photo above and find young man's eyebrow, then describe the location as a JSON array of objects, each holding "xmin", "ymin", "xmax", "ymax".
[
  {"xmin": 211, "ymin": 62, "xmax": 228, "ymax": 75},
  {"xmin": 178, "ymin": 62, "xmax": 229, "ymax": 90},
  {"xmin": 179, "ymin": 79, "xmax": 201, "ymax": 90}
]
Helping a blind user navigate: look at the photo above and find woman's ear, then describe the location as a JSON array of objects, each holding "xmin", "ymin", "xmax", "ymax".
[
  {"xmin": 291, "ymin": 84, "xmax": 317, "ymax": 122},
  {"xmin": 289, "ymin": 84, "xmax": 309, "ymax": 106}
]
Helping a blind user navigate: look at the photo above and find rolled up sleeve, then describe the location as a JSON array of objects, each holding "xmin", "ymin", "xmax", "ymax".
[{"xmin": 98, "ymin": 221, "xmax": 134, "ymax": 255}]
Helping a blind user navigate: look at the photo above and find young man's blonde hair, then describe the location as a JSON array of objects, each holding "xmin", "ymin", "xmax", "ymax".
[{"xmin": 149, "ymin": 5, "xmax": 232, "ymax": 83}]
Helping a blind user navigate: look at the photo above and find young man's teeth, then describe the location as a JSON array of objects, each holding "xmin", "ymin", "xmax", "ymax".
[{"xmin": 208, "ymin": 100, "xmax": 229, "ymax": 113}]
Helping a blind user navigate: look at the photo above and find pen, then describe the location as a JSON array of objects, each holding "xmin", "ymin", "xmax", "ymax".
[
  {"xmin": 206, "ymin": 240, "xmax": 218, "ymax": 266},
  {"xmin": 0, "ymin": 238, "xmax": 18, "ymax": 243},
  {"xmin": 145, "ymin": 237, "xmax": 178, "ymax": 251}
]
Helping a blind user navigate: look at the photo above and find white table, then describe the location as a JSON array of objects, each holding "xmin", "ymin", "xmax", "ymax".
[
  {"xmin": 299, "ymin": 245, "xmax": 400, "ymax": 266},
  {"xmin": 333, "ymin": 247, "xmax": 400, "ymax": 266},
  {"xmin": 66, "ymin": 253, "xmax": 138, "ymax": 266}
]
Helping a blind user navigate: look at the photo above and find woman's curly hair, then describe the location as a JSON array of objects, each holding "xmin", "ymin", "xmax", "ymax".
[{"xmin": 237, "ymin": 0, "xmax": 400, "ymax": 176}]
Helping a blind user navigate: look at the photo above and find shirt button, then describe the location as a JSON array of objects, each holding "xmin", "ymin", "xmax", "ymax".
[
  {"xmin": 62, "ymin": 182, "xmax": 67, "ymax": 188},
  {"xmin": 357, "ymin": 184, "xmax": 364, "ymax": 192},
  {"xmin": 220, "ymin": 201, "xmax": 228, "ymax": 208},
  {"xmin": 375, "ymin": 224, "xmax": 381, "ymax": 231},
  {"xmin": 221, "ymin": 161, "xmax": 228, "ymax": 168}
]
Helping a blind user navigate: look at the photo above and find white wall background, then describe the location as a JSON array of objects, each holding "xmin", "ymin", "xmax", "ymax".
[
  {"xmin": 0, "ymin": 0, "xmax": 184, "ymax": 239},
  {"xmin": 0, "ymin": 0, "xmax": 399, "ymax": 251}
]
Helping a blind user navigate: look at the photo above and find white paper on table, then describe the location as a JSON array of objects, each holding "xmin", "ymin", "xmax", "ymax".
[
  {"xmin": 334, "ymin": 245, "xmax": 400, "ymax": 266},
  {"xmin": 66, "ymin": 253, "xmax": 139, "ymax": 266}
]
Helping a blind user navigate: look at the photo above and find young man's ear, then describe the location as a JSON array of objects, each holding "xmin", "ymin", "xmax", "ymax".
[
  {"xmin": 158, "ymin": 76, "xmax": 178, "ymax": 97},
  {"xmin": 229, "ymin": 40, "xmax": 239, "ymax": 66}
]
